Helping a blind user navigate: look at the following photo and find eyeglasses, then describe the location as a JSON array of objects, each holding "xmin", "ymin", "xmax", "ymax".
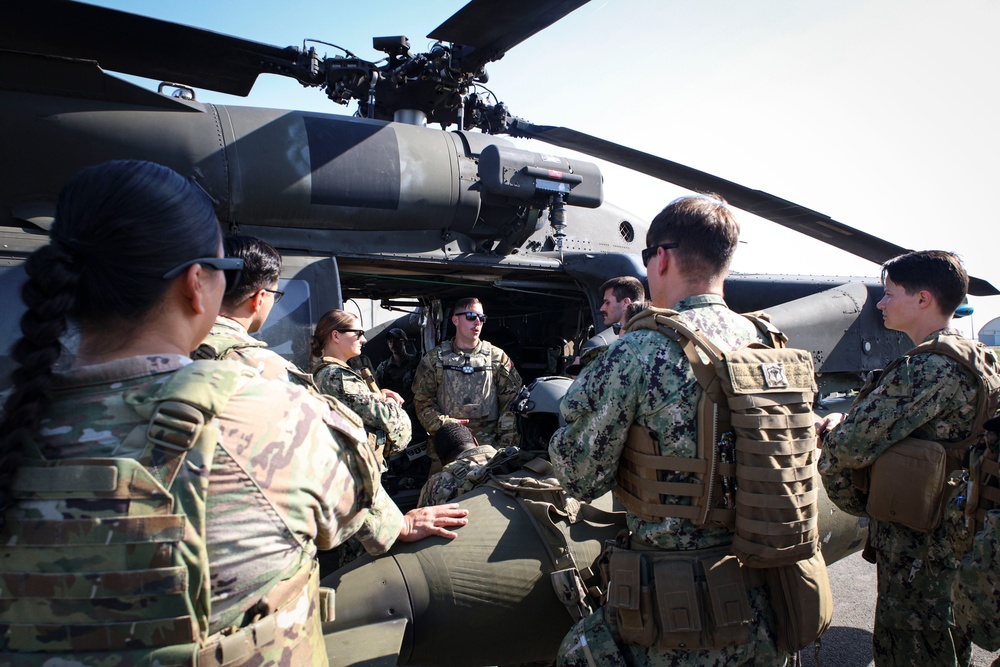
[
  {"xmin": 641, "ymin": 242, "xmax": 679, "ymax": 266},
  {"xmin": 455, "ymin": 311, "xmax": 487, "ymax": 323},
  {"xmin": 337, "ymin": 329, "xmax": 365, "ymax": 338},
  {"xmin": 262, "ymin": 288, "xmax": 285, "ymax": 303},
  {"xmin": 162, "ymin": 256, "xmax": 244, "ymax": 294}
]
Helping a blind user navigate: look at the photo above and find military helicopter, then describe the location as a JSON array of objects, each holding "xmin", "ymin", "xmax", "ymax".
[
  {"xmin": 0, "ymin": 0, "xmax": 997, "ymax": 391},
  {"xmin": 0, "ymin": 2, "xmax": 996, "ymax": 665}
]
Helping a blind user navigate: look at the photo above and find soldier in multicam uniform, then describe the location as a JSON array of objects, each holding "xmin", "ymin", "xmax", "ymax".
[
  {"xmin": 418, "ymin": 422, "xmax": 497, "ymax": 507},
  {"xmin": 311, "ymin": 309, "xmax": 412, "ymax": 465},
  {"xmin": 195, "ymin": 237, "xmax": 390, "ymax": 466},
  {"xmin": 817, "ymin": 250, "xmax": 984, "ymax": 666},
  {"xmin": 0, "ymin": 161, "xmax": 467, "ymax": 665},
  {"xmin": 193, "ymin": 234, "xmax": 305, "ymax": 384},
  {"xmin": 412, "ymin": 297, "xmax": 523, "ymax": 472},
  {"xmin": 548, "ymin": 195, "xmax": 788, "ymax": 667}
]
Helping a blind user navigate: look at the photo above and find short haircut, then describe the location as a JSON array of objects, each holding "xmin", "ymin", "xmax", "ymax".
[
  {"xmin": 881, "ymin": 250, "xmax": 968, "ymax": 317},
  {"xmin": 600, "ymin": 276, "xmax": 644, "ymax": 303},
  {"xmin": 623, "ymin": 299, "xmax": 650, "ymax": 323},
  {"xmin": 646, "ymin": 194, "xmax": 740, "ymax": 283},
  {"xmin": 453, "ymin": 297, "xmax": 482, "ymax": 314},
  {"xmin": 434, "ymin": 422, "xmax": 477, "ymax": 465},
  {"xmin": 221, "ymin": 235, "xmax": 282, "ymax": 309}
]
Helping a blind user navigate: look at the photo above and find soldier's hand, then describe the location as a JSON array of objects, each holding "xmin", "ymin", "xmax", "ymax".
[
  {"xmin": 398, "ymin": 503, "xmax": 469, "ymax": 542},
  {"xmin": 381, "ymin": 388, "xmax": 404, "ymax": 405},
  {"xmin": 814, "ymin": 413, "xmax": 844, "ymax": 447}
]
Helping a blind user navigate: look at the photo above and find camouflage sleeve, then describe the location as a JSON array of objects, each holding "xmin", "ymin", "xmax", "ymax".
[
  {"xmin": 548, "ymin": 338, "xmax": 645, "ymax": 502},
  {"xmin": 494, "ymin": 348, "xmax": 523, "ymax": 448},
  {"xmin": 224, "ymin": 346, "xmax": 296, "ymax": 384},
  {"xmin": 217, "ymin": 377, "xmax": 383, "ymax": 554},
  {"xmin": 416, "ymin": 471, "xmax": 460, "ymax": 508},
  {"xmin": 819, "ymin": 353, "xmax": 980, "ymax": 478},
  {"xmin": 350, "ymin": 477, "xmax": 406, "ymax": 556},
  {"xmin": 315, "ymin": 364, "xmax": 412, "ymax": 455},
  {"xmin": 412, "ymin": 349, "xmax": 452, "ymax": 435}
]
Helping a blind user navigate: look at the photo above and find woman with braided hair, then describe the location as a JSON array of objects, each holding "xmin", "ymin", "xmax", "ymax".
[{"xmin": 0, "ymin": 160, "xmax": 466, "ymax": 665}]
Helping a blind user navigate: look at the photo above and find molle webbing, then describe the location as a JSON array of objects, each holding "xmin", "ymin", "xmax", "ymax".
[
  {"xmin": 0, "ymin": 362, "xmax": 244, "ymax": 659},
  {"xmin": 617, "ymin": 425, "xmax": 736, "ymax": 526},
  {"xmin": 616, "ymin": 308, "xmax": 819, "ymax": 567}
]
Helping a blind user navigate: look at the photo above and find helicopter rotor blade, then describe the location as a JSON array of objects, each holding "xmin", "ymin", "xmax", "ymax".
[
  {"xmin": 508, "ymin": 119, "xmax": 998, "ymax": 297},
  {"xmin": 0, "ymin": 0, "xmax": 309, "ymax": 96},
  {"xmin": 428, "ymin": 0, "xmax": 591, "ymax": 71}
]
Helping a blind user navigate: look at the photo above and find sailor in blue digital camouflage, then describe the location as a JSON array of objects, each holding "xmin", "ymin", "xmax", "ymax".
[
  {"xmin": 193, "ymin": 234, "xmax": 308, "ymax": 385},
  {"xmin": 0, "ymin": 160, "xmax": 468, "ymax": 666},
  {"xmin": 548, "ymin": 196, "xmax": 787, "ymax": 667},
  {"xmin": 418, "ymin": 422, "xmax": 498, "ymax": 507},
  {"xmin": 412, "ymin": 297, "xmax": 523, "ymax": 468},
  {"xmin": 817, "ymin": 250, "xmax": 995, "ymax": 667},
  {"xmin": 311, "ymin": 309, "xmax": 412, "ymax": 463}
]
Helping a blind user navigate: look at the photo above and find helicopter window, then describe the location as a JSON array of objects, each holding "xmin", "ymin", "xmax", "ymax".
[
  {"xmin": 255, "ymin": 278, "xmax": 314, "ymax": 366},
  {"xmin": 619, "ymin": 220, "xmax": 635, "ymax": 243}
]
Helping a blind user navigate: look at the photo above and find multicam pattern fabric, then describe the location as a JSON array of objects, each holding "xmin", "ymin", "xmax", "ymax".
[
  {"xmin": 412, "ymin": 340, "xmax": 522, "ymax": 449},
  {"xmin": 195, "ymin": 316, "xmax": 304, "ymax": 384},
  {"xmin": 548, "ymin": 295, "xmax": 784, "ymax": 666},
  {"xmin": 0, "ymin": 354, "xmax": 402, "ymax": 664},
  {"xmin": 417, "ymin": 444, "xmax": 498, "ymax": 507},
  {"xmin": 818, "ymin": 330, "xmax": 981, "ymax": 665},
  {"xmin": 313, "ymin": 357, "xmax": 412, "ymax": 457}
]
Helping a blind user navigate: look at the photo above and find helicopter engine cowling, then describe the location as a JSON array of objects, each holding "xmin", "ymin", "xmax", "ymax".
[{"xmin": 323, "ymin": 483, "xmax": 617, "ymax": 666}]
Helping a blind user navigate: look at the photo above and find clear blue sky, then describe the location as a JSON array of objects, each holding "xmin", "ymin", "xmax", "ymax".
[{"xmin": 87, "ymin": 0, "xmax": 1000, "ymax": 336}]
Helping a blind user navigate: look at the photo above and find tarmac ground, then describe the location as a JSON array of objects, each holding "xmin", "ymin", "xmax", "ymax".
[{"xmin": 799, "ymin": 552, "xmax": 998, "ymax": 667}]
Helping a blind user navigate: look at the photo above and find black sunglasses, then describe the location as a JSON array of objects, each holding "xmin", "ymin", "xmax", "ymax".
[
  {"xmin": 162, "ymin": 256, "xmax": 244, "ymax": 294},
  {"xmin": 641, "ymin": 242, "xmax": 679, "ymax": 266},
  {"xmin": 455, "ymin": 311, "xmax": 487, "ymax": 323},
  {"xmin": 262, "ymin": 287, "xmax": 285, "ymax": 303},
  {"xmin": 337, "ymin": 329, "xmax": 365, "ymax": 337}
]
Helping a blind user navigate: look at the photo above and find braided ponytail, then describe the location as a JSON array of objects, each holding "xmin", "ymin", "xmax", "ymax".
[
  {"xmin": 0, "ymin": 244, "xmax": 80, "ymax": 514},
  {"xmin": 0, "ymin": 160, "xmax": 222, "ymax": 516}
]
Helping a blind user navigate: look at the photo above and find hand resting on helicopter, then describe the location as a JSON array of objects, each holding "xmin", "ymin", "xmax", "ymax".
[{"xmin": 398, "ymin": 503, "xmax": 469, "ymax": 542}]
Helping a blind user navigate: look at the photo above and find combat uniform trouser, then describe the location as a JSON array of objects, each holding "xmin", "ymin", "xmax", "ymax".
[{"xmin": 872, "ymin": 551, "xmax": 971, "ymax": 667}]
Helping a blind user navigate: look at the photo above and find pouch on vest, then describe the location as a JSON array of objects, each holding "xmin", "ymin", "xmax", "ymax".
[
  {"xmin": 763, "ymin": 548, "xmax": 834, "ymax": 653},
  {"xmin": 604, "ymin": 543, "xmax": 759, "ymax": 651},
  {"xmin": 863, "ymin": 437, "xmax": 948, "ymax": 532},
  {"xmin": 855, "ymin": 335, "xmax": 1000, "ymax": 533}
]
